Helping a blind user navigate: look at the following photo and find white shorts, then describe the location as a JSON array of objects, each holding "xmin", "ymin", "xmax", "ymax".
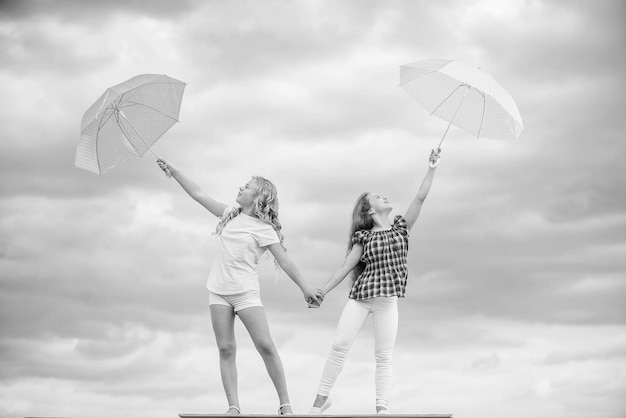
[{"xmin": 208, "ymin": 289, "xmax": 263, "ymax": 312}]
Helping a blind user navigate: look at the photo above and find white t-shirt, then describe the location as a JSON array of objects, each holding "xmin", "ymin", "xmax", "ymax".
[{"xmin": 206, "ymin": 207, "xmax": 280, "ymax": 295}]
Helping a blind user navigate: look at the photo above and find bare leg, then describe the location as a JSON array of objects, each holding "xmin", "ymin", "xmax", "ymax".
[
  {"xmin": 237, "ymin": 306, "xmax": 292, "ymax": 413},
  {"xmin": 210, "ymin": 305, "xmax": 240, "ymax": 413}
]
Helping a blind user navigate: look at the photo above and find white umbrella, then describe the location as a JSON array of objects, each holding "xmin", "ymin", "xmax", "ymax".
[
  {"xmin": 400, "ymin": 59, "xmax": 523, "ymax": 147},
  {"xmin": 75, "ymin": 74, "xmax": 186, "ymax": 175}
]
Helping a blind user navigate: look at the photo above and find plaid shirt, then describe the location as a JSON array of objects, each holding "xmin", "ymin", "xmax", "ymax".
[{"xmin": 348, "ymin": 215, "xmax": 410, "ymax": 300}]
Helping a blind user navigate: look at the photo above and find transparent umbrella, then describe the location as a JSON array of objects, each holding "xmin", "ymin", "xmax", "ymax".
[
  {"xmin": 75, "ymin": 74, "xmax": 186, "ymax": 175},
  {"xmin": 400, "ymin": 59, "xmax": 523, "ymax": 148}
]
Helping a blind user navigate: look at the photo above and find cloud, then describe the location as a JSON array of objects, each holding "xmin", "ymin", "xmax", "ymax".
[
  {"xmin": 1, "ymin": 1, "xmax": 626, "ymax": 418},
  {"xmin": 0, "ymin": 0, "xmax": 198, "ymax": 21}
]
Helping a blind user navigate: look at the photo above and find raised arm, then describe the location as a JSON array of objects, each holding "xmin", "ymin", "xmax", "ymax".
[
  {"xmin": 404, "ymin": 149, "xmax": 441, "ymax": 231},
  {"xmin": 319, "ymin": 244, "xmax": 364, "ymax": 296},
  {"xmin": 157, "ymin": 158, "xmax": 228, "ymax": 218},
  {"xmin": 267, "ymin": 243, "xmax": 321, "ymax": 306}
]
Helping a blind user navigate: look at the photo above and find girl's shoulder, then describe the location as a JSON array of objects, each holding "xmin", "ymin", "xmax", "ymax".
[
  {"xmin": 393, "ymin": 214, "xmax": 406, "ymax": 226},
  {"xmin": 392, "ymin": 215, "xmax": 409, "ymax": 235},
  {"xmin": 352, "ymin": 215, "xmax": 408, "ymax": 243},
  {"xmin": 222, "ymin": 206, "xmax": 241, "ymax": 218},
  {"xmin": 351, "ymin": 229, "xmax": 370, "ymax": 244}
]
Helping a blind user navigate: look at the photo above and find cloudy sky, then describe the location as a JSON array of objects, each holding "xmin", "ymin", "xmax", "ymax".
[{"xmin": 1, "ymin": 0, "xmax": 625, "ymax": 417}]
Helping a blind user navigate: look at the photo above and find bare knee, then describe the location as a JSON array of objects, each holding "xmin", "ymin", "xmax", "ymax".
[
  {"xmin": 254, "ymin": 340, "xmax": 278, "ymax": 358},
  {"xmin": 217, "ymin": 341, "xmax": 237, "ymax": 359}
]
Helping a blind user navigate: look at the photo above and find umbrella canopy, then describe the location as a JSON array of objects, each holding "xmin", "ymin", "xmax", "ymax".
[
  {"xmin": 75, "ymin": 74, "xmax": 186, "ymax": 174},
  {"xmin": 400, "ymin": 59, "xmax": 523, "ymax": 146}
]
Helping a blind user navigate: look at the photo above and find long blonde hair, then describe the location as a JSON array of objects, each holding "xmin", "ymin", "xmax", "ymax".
[
  {"xmin": 347, "ymin": 192, "xmax": 374, "ymax": 282},
  {"xmin": 214, "ymin": 176, "xmax": 285, "ymax": 249}
]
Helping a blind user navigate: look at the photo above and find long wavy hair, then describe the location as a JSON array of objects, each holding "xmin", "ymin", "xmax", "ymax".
[
  {"xmin": 347, "ymin": 192, "xmax": 375, "ymax": 282},
  {"xmin": 214, "ymin": 176, "xmax": 285, "ymax": 249}
]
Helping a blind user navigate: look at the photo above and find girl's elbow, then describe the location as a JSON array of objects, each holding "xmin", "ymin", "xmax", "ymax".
[
  {"xmin": 416, "ymin": 192, "xmax": 428, "ymax": 202},
  {"xmin": 272, "ymin": 251, "xmax": 290, "ymax": 268},
  {"xmin": 190, "ymin": 191, "xmax": 204, "ymax": 201}
]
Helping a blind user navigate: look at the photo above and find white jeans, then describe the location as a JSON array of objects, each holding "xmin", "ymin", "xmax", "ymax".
[{"xmin": 317, "ymin": 296, "xmax": 398, "ymax": 409}]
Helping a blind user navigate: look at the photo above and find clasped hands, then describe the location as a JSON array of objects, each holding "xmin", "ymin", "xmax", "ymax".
[{"xmin": 307, "ymin": 288, "xmax": 327, "ymax": 309}]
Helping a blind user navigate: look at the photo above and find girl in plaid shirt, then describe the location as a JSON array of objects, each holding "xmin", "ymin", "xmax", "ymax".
[{"xmin": 309, "ymin": 149, "xmax": 441, "ymax": 415}]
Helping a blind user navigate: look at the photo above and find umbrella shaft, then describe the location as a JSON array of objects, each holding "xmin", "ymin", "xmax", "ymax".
[
  {"xmin": 118, "ymin": 109, "xmax": 158, "ymax": 158},
  {"xmin": 438, "ymin": 86, "xmax": 469, "ymax": 148}
]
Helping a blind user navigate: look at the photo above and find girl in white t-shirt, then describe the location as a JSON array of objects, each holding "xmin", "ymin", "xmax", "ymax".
[{"xmin": 157, "ymin": 158, "xmax": 320, "ymax": 416}]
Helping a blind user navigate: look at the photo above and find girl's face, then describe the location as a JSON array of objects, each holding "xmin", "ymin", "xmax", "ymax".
[
  {"xmin": 368, "ymin": 193, "xmax": 392, "ymax": 214},
  {"xmin": 236, "ymin": 180, "xmax": 257, "ymax": 207}
]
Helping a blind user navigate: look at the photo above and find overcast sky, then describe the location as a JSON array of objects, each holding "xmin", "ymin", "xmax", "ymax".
[{"xmin": 1, "ymin": 1, "xmax": 625, "ymax": 417}]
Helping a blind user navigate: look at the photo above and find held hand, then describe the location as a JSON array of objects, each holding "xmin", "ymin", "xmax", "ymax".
[
  {"xmin": 429, "ymin": 148, "xmax": 442, "ymax": 168},
  {"xmin": 304, "ymin": 287, "xmax": 322, "ymax": 309},
  {"xmin": 308, "ymin": 288, "xmax": 326, "ymax": 309},
  {"xmin": 156, "ymin": 157, "xmax": 172, "ymax": 178}
]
